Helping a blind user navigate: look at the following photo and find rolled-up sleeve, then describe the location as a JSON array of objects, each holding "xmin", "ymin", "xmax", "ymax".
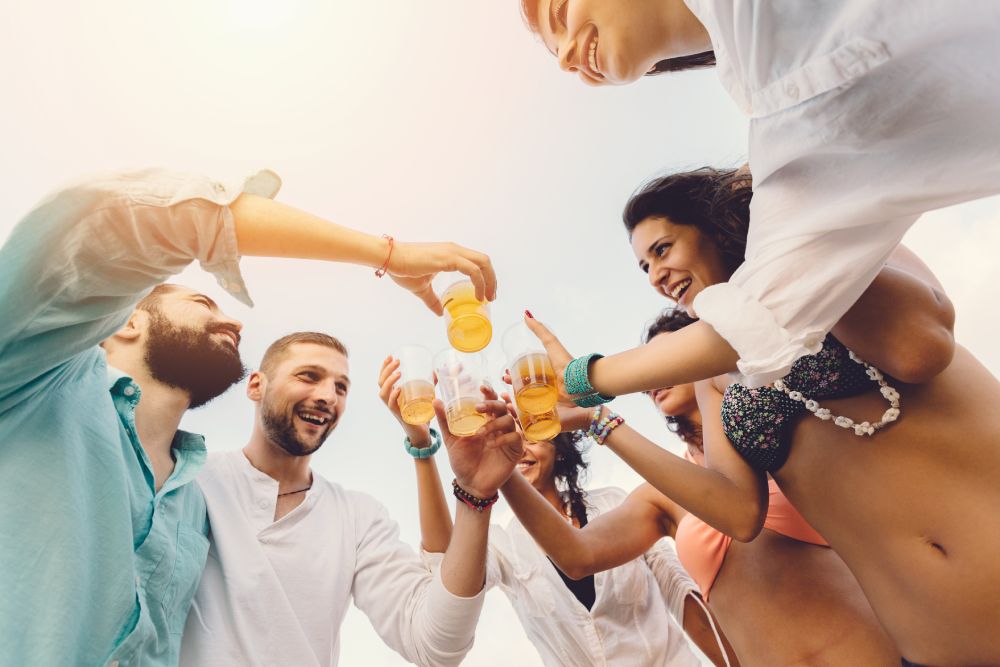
[
  {"xmin": 0, "ymin": 168, "xmax": 280, "ymax": 408},
  {"xmin": 351, "ymin": 494, "xmax": 485, "ymax": 666}
]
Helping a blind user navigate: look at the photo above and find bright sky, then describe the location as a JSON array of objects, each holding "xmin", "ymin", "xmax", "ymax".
[{"xmin": 2, "ymin": 1, "xmax": 998, "ymax": 664}]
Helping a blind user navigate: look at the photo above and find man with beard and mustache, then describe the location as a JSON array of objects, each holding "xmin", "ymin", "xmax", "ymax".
[
  {"xmin": 180, "ymin": 332, "xmax": 524, "ymax": 666},
  {"xmin": 0, "ymin": 169, "xmax": 497, "ymax": 666}
]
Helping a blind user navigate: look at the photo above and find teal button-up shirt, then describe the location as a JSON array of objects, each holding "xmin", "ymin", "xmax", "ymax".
[{"xmin": 0, "ymin": 168, "xmax": 279, "ymax": 665}]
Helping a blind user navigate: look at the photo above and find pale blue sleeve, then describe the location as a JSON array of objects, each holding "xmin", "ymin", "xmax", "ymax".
[{"xmin": 0, "ymin": 168, "xmax": 280, "ymax": 411}]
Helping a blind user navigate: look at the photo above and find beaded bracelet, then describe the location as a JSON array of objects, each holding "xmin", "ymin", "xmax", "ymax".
[
  {"xmin": 452, "ymin": 478, "xmax": 499, "ymax": 512},
  {"xmin": 587, "ymin": 406, "xmax": 624, "ymax": 446},
  {"xmin": 565, "ymin": 353, "xmax": 615, "ymax": 408},
  {"xmin": 404, "ymin": 428, "xmax": 442, "ymax": 459}
]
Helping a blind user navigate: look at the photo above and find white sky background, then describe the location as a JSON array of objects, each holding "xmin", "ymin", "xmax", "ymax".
[{"xmin": 1, "ymin": 1, "xmax": 998, "ymax": 665}]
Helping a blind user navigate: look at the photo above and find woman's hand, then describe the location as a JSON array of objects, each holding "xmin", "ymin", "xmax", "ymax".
[
  {"xmin": 377, "ymin": 355, "xmax": 433, "ymax": 447},
  {"xmin": 388, "ymin": 241, "xmax": 497, "ymax": 315}
]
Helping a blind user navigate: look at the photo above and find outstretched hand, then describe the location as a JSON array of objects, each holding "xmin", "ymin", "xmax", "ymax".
[
  {"xmin": 388, "ymin": 241, "xmax": 497, "ymax": 315},
  {"xmin": 436, "ymin": 386, "xmax": 523, "ymax": 499},
  {"xmin": 521, "ymin": 314, "xmax": 587, "ymax": 406},
  {"xmin": 377, "ymin": 355, "xmax": 433, "ymax": 446}
]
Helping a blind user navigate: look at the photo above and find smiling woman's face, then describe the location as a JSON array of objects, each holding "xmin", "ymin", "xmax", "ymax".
[
  {"xmin": 630, "ymin": 215, "xmax": 731, "ymax": 317},
  {"xmin": 523, "ymin": 0, "xmax": 696, "ymax": 85}
]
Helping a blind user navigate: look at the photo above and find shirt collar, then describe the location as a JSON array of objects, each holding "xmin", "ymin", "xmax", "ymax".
[{"xmin": 106, "ymin": 361, "xmax": 208, "ymax": 469}]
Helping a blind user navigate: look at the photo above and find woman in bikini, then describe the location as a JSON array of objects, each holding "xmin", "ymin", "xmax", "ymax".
[
  {"xmin": 500, "ymin": 307, "xmax": 899, "ymax": 666},
  {"xmin": 526, "ymin": 167, "xmax": 1000, "ymax": 666}
]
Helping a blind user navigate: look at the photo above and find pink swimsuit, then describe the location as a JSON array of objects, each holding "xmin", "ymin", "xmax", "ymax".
[{"xmin": 675, "ymin": 478, "xmax": 827, "ymax": 601}]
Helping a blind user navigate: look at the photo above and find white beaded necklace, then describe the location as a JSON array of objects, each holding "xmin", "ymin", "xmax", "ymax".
[{"xmin": 772, "ymin": 350, "xmax": 901, "ymax": 437}]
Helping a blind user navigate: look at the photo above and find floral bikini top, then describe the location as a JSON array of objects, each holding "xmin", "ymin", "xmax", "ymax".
[{"xmin": 720, "ymin": 335, "xmax": 874, "ymax": 472}]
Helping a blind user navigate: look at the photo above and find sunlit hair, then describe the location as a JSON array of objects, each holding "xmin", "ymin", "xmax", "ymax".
[
  {"xmin": 623, "ymin": 166, "xmax": 752, "ymax": 277},
  {"xmin": 135, "ymin": 283, "xmax": 182, "ymax": 314},
  {"xmin": 643, "ymin": 309, "xmax": 703, "ymax": 447},
  {"xmin": 551, "ymin": 431, "xmax": 591, "ymax": 522},
  {"xmin": 260, "ymin": 332, "xmax": 349, "ymax": 376}
]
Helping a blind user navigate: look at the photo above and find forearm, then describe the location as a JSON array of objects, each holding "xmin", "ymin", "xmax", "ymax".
[
  {"xmin": 602, "ymin": 425, "xmax": 764, "ymax": 540},
  {"xmin": 500, "ymin": 473, "xmax": 595, "ymax": 576},
  {"xmin": 415, "ymin": 457, "xmax": 453, "ymax": 553},
  {"xmin": 231, "ymin": 193, "xmax": 389, "ymax": 267},
  {"xmin": 438, "ymin": 501, "xmax": 491, "ymax": 597},
  {"xmin": 589, "ymin": 321, "xmax": 738, "ymax": 397}
]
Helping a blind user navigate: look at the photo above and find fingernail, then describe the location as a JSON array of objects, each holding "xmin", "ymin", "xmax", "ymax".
[{"xmin": 525, "ymin": 310, "xmax": 534, "ymax": 319}]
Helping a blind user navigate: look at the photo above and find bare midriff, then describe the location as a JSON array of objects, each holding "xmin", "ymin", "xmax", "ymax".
[
  {"xmin": 709, "ymin": 530, "xmax": 898, "ymax": 666},
  {"xmin": 775, "ymin": 347, "xmax": 1000, "ymax": 666}
]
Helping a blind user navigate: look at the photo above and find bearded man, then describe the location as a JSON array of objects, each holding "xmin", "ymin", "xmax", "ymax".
[
  {"xmin": 0, "ymin": 169, "xmax": 496, "ymax": 666},
  {"xmin": 180, "ymin": 332, "xmax": 523, "ymax": 666}
]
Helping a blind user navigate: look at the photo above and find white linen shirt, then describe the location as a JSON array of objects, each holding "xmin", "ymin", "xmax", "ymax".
[
  {"xmin": 430, "ymin": 488, "xmax": 702, "ymax": 666},
  {"xmin": 179, "ymin": 450, "xmax": 485, "ymax": 667},
  {"xmin": 683, "ymin": 0, "xmax": 1000, "ymax": 385}
]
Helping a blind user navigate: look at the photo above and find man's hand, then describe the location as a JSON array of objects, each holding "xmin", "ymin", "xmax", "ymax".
[
  {"xmin": 436, "ymin": 387, "xmax": 523, "ymax": 499},
  {"xmin": 377, "ymin": 355, "xmax": 432, "ymax": 446},
  {"xmin": 388, "ymin": 241, "xmax": 497, "ymax": 315}
]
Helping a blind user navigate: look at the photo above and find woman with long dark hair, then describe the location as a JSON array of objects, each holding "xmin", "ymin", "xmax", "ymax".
[
  {"xmin": 515, "ymin": 0, "xmax": 1000, "ymax": 392},
  {"xmin": 500, "ymin": 309, "xmax": 898, "ymax": 666},
  {"xmin": 376, "ymin": 359, "xmax": 716, "ymax": 666},
  {"xmin": 526, "ymin": 167, "xmax": 1000, "ymax": 665}
]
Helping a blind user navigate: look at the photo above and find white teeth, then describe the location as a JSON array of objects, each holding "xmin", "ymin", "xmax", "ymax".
[
  {"xmin": 669, "ymin": 279, "xmax": 692, "ymax": 300},
  {"xmin": 297, "ymin": 411, "xmax": 330, "ymax": 426},
  {"xmin": 588, "ymin": 37, "xmax": 599, "ymax": 74}
]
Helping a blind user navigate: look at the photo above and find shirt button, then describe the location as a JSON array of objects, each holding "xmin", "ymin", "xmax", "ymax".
[
  {"xmin": 784, "ymin": 82, "xmax": 800, "ymax": 100},
  {"xmin": 219, "ymin": 278, "xmax": 230, "ymax": 289},
  {"xmin": 135, "ymin": 575, "xmax": 141, "ymax": 587},
  {"xmin": 123, "ymin": 386, "xmax": 136, "ymax": 397},
  {"xmin": 258, "ymin": 498, "xmax": 269, "ymax": 509}
]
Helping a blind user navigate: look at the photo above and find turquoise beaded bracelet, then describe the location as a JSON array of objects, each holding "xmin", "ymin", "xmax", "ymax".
[
  {"xmin": 404, "ymin": 428, "xmax": 442, "ymax": 459},
  {"xmin": 565, "ymin": 353, "xmax": 615, "ymax": 408}
]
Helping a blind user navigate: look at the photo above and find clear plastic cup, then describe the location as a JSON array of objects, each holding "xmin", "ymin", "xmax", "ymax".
[
  {"xmin": 394, "ymin": 345, "xmax": 435, "ymax": 426},
  {"xmin": 515, "ymin": 405, "xmax": 561, "ymax": 443},
  {"xmin": 433, "ymin": 348, "xmax": 490, "ymax": 436},
  {"xmin": 439, "ymin": 277, "xmax": 492, "ymax": 353},
  {"xmin": 502, "ymin": 322, "xmax": 558, "ymax": 416}
]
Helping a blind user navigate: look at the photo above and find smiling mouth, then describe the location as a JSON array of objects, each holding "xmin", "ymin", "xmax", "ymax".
[
  {"xmin": 652, "ymin": 388, "xmax": 671, "ymax": 403},
  {"xmin": 668, "ymin": 278, "xmax": 692, "ymax": 301},
  {"xmin": 215, "ymin": 330, "xmax": 240, "ymax": 348},
  {"xmin": 587, "ymin": 35, "xmax": 600, "ymax": 75},
  {"xmin": 297, "ymin": 409, "xmax": 332, "ymax": 427},
  {"xmin": 517, "ymin": 460, "xmax": 537, "ymax": 472}
]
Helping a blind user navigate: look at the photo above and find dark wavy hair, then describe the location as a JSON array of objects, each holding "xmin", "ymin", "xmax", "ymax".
[
  {"xmin": 643, "ymin": 309, "xmax": 703, "ymax": 448},
  {"xmin": 623, "ymin": 167, "xmax": 752, "ymax": 277},
  {"xmin": 550, "ymin": 431, "xmax": 590, "ymax": 522},
  {"xmin": 646, "ymin": 51, "xmax": 716, "ymax": 75}
]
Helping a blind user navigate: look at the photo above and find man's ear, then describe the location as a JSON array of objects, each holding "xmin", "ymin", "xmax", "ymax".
[
  {"xmin": 105, "ymin": 309, "xmax": 149, "ymax": 346},
  {"xmin": 247, "ymin": 371, "xmax": 266, "ymax": 401}
]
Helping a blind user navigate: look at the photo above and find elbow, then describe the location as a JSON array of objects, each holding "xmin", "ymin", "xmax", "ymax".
[
  {"xmin": 885, "ymin": 329, "xmax": 955, "ymax": 384},
  {"xmin": 728, "ymin": 499, "xmax": 766, "ymax": 543}
]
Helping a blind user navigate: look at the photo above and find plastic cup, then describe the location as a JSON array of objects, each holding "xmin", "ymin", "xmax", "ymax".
[
  {"xmin": 395, "ymin": 345, "xmax": 435, "ymax": 425},
  {"xmin": 433, "ymin": 348, "xmax": 490, "ymax": 436},
  {"xmin": 439, "ymin": 277, "xmax": 492, "ymax": 353},
  {"xmin": 502, "ymin": 322, "xmax": 558, "ymax": 416}
]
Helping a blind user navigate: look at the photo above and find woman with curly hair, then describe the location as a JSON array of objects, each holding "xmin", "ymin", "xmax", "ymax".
[
  {"xmin": 500, "ymin": 309, "xmax": 898, "ymax": 666},
  {"xmin": 515, "ymin": 0, "xmax": 1000, "ymax": 392},
  {"xmin": 526, "ymin": 166, "xmax": 1000, "ymax": 666},
  {"xmin": 376, "ymin": 359, "xmax": 714, "ymax": 666}
]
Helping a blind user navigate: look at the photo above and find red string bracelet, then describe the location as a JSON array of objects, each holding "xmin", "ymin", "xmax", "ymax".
[{"xmin": 374, "ymin": 234, "xmax": 394, "ymax": 278}]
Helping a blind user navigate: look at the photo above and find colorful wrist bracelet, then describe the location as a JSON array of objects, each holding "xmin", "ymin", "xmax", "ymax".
[
  {"xmin": 452, "ymin": 478, "xmax": 499, "ymax": 512},
  {"xmin": 404, "ymin": 428, "xmax": 442, "ymax": 459},
  {"xmin": 565, "ymin": 353, "xmax": 615, "ymax": 408},
  {"xmin": 588, "ymin": 407, "xmax": 624, "ymax": 445}
]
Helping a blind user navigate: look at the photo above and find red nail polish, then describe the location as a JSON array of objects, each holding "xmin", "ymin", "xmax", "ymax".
[{"xmin": 525, "ymin": 310, "xmax": 534, "ymax": 319}]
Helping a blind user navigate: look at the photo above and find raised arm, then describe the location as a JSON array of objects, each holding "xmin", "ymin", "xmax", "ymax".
[
  {"xmin": 0, "ymin": 169, "xmax": 496, "ymax": 410},
  {"xmin": 230, "ymin": 193, "xmax": 496, "ymax": 314},
  {"xmin": 377, "ymin": 356, "xmax": 453, "ymax": 554},
  {"xmin": 501, "ymin": 474, "xmax": 674, "ymax": 579},
  {"xmin": 831, "ymin": 245, "xmax": 955, "ymax": 383}
]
